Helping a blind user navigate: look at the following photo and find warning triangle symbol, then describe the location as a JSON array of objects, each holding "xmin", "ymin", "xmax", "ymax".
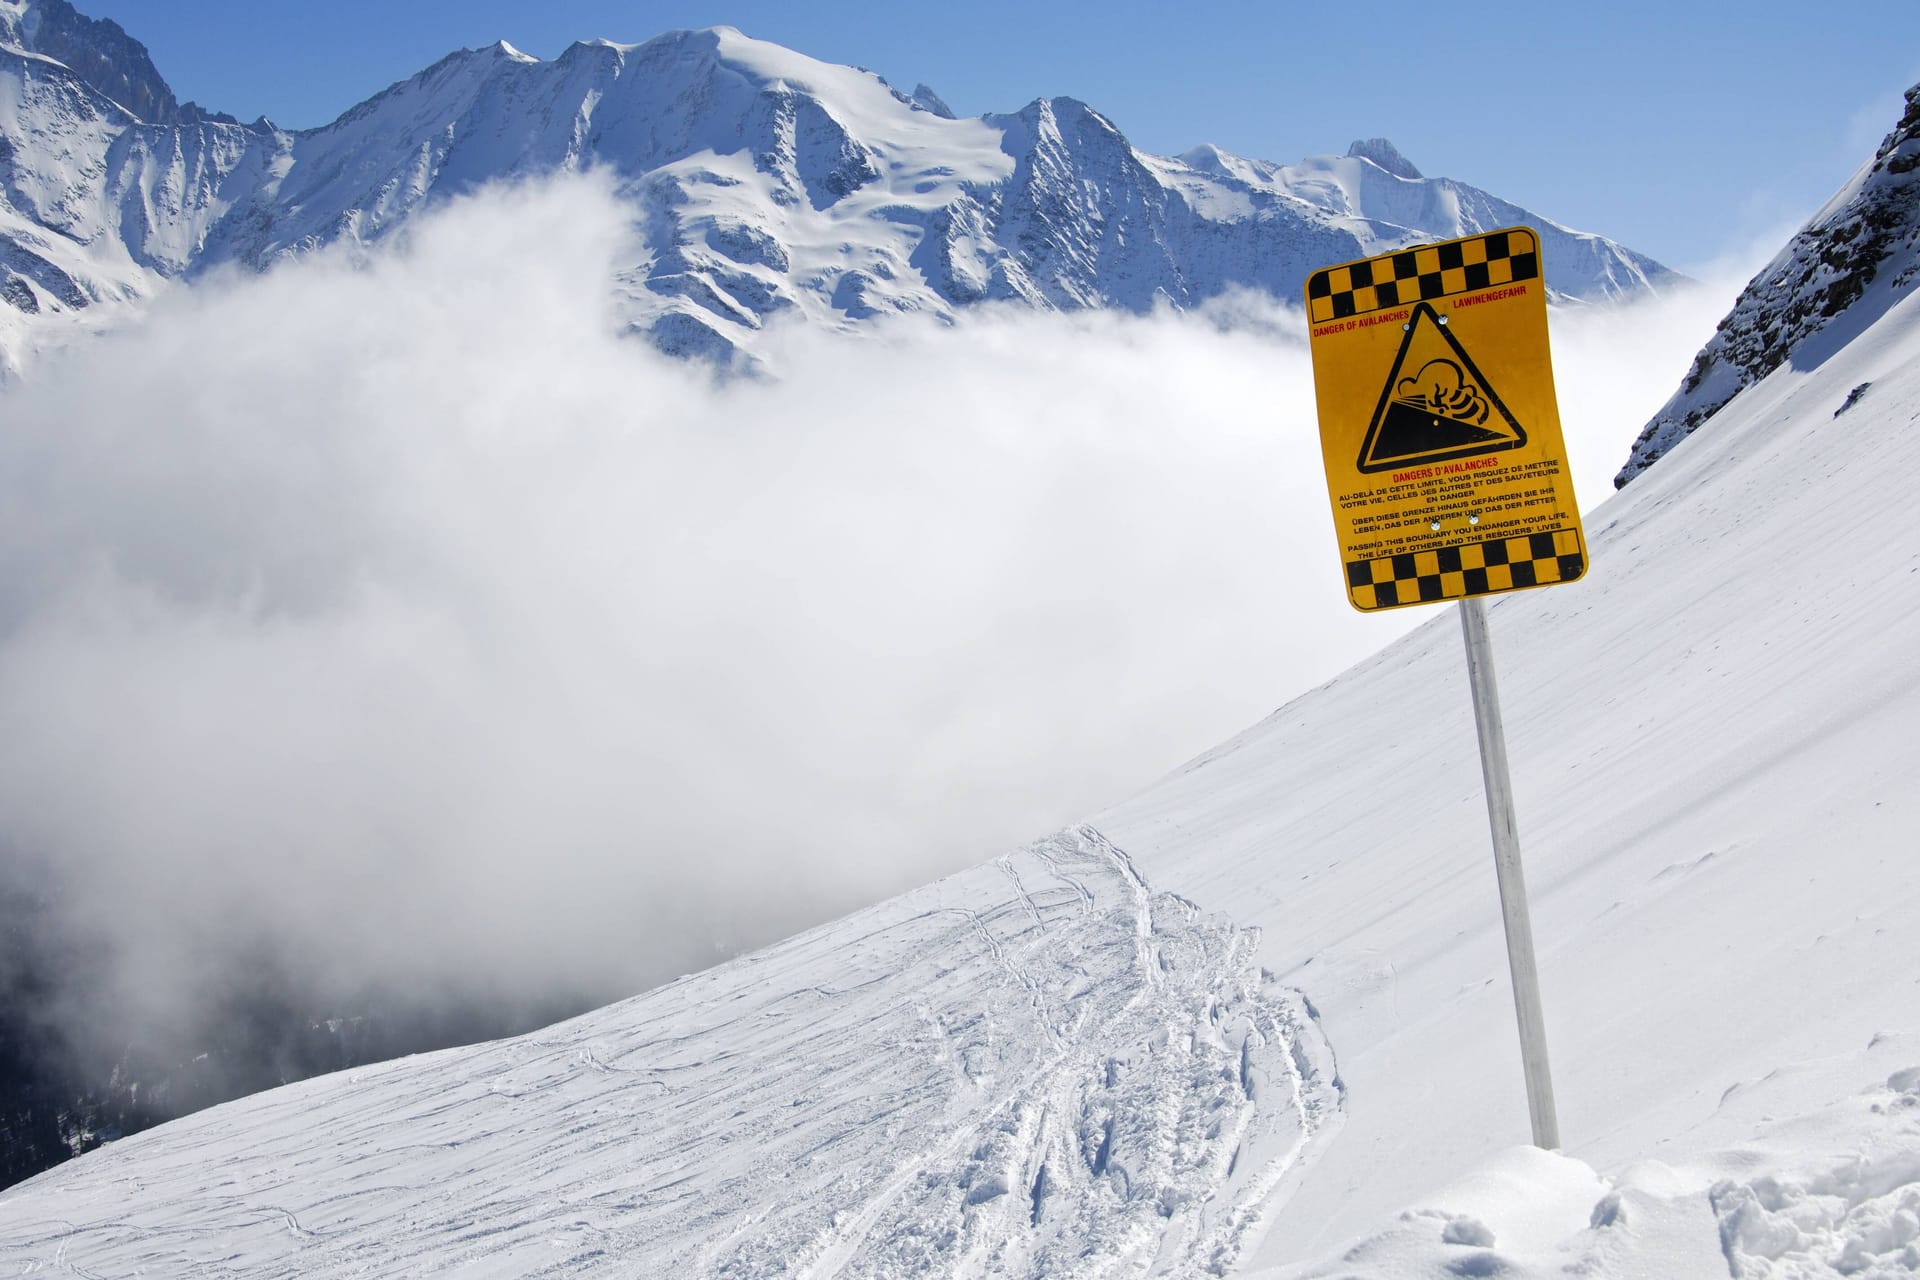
[{"xmin": 1356, "ymin": 302, "xmax": 1527, "ymax": 473}]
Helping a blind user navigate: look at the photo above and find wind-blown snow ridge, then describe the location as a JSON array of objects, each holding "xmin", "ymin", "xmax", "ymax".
[
  {"xmin": 0, "ymin": 825, "xmax": 1341, "ymax": 1277},
  {"xmin": 0, "ymin": 3, "xmax": 1678, "ymax": 371}
]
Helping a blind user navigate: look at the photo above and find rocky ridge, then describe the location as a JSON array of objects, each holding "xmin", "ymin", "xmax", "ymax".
[{"xmin": 1617, "ymin": 82, "xmax": 1920, "ymax": 485}]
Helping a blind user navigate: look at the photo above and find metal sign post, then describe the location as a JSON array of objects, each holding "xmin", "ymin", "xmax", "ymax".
[
  {"xmin": 1301, "ymin": 227, "xmax": 1582, "ymax": 1151},
  {"xmin": 1457, "ymin": 595, "xmax": 1559, "ymax": 1150}
]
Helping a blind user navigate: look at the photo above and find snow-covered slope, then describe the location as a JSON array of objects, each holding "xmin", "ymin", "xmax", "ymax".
[
  {"xmin": 1615, "ymin": 81, "xmax": 1920, "ymax": 484},
  {"xmin": 0, "ymin": 828, "xmax": 1345, "ymax": 1276},
  {"xmin": 0, "ymin": 31, "xmax": 277, "ymax": 370},
  {"xmin": 3, "ymin": 110, "xmax": 1920, "ymax": 1279},
  {"xmin": 1109, "ymin": 281, "xmax": 1920, "ymax": 1275},
  {"xmin": 0, "ymin": 5, "xmax": 1677, "ymax": 370}
]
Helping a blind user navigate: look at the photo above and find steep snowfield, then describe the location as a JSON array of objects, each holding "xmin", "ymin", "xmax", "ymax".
[
  {"xmin": 1103, "ymin": 262, "xmax": 1920, "ymax": 1273},
  {"xmin": 1, "ymin": 245, "xmax": 1916, "ymax": 1276}
]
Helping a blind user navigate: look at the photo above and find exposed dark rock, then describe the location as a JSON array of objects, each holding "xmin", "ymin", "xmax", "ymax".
[
  {"xmin": 0, "ymin": 0, "xmax": 217, "ymax": 124},
  {"xmin": 1347, "ymin": 137, "xmax": 1423, "ymax": 180},
  {"xmin": 1617, "ymin": 82, "xmax": 1920, "ymax": 485}
]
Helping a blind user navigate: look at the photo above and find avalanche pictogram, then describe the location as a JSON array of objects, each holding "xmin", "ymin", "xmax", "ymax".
[{"xmin": 1356, "ymin": 302, "xmax": 1526, "ymax": 472}]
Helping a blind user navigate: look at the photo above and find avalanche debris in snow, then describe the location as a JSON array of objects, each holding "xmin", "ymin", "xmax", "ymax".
[
  {"xmin": 1712, "ymin": 1068, "xmax": 1920, "ymax": 1280},
  {"xmin": 1239, "ymin": 1062, "xmax": 1920, "ymax": 1278}
]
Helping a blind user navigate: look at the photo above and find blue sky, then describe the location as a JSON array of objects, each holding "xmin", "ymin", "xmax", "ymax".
[{"xmin": 78, "ymin": 0, "xmax": 1919, "ymax": 274}]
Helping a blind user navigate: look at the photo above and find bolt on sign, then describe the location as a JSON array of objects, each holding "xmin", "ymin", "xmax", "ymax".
[{"xmin": 1303, "ymin": 227, "xmax": 1588, "ymax": 611}]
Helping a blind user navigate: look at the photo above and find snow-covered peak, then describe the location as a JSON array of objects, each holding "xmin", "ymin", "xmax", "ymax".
[
  {"xmin": 0, "ymin": 0, "xmax": 206, "ymax": 123},
  {"xmin": 1173, "ymin": 142, "xmax": 1283, "ymax": 188},
  {"xmin": 908, "ymin": 82, "xmax": 954, "ymax": 118},
  {"xmin": 620, "ymin": 24, "xmax": 913, "ymax": 118},
  {"xmin": 0, "ymin": 3, "xmax": 1678, "ymax": 372},
  {"xmin": 1346, "ymin": 136, "xmax": 1422, "ymax": 180},
  {"xmin": 989, "ymin": 94, "xmax": 1136, "ymax": 164}
]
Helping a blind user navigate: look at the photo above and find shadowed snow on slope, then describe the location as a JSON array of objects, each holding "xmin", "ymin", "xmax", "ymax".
[{"xmin": 0, "ymin": 826, "xmax": 1340, "ymax": 1278}]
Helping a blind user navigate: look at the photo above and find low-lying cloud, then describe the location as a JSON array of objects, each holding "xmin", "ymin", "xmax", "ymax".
[{"xmin": 0, "ymin": 175, "xmax": 1737, "ymax": 1059}]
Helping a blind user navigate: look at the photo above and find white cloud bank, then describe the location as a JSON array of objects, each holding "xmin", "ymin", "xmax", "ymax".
[{"xmin": 0, "ymin": 175, "xmax": 1738, "ymax": 1052}]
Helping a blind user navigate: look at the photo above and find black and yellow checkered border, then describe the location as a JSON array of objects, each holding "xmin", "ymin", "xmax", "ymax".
[
  {"xmin": 1347, "ymin": 527, "xmax": 1584, "ymax": 611},
  {"xmin": 1308, "ymin": 228, "xmax": 1540, "ymax": 324}
]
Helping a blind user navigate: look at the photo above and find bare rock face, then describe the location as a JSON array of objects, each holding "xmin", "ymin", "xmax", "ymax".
[
  {"xmin": 0, "ymin": 0, "xmax": 231, "ymax": 124},
  {"xmin": 1347, "ymin": 136, "xmax": 1423, "ymax": 180},
  {"xmin": 1617, "ymin": 82, "xmax": 1920, "ymax": 486}
]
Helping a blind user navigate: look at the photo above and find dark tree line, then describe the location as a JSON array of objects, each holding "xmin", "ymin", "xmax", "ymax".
[{"xmin": 0, "ymin": 882, "xmax": 592, "ymax": 1190}]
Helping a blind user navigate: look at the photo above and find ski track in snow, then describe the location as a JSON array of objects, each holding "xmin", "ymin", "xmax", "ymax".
[{"xmin": 0, "ymin": 825, "xmax": 1341, "ymax": 1278}]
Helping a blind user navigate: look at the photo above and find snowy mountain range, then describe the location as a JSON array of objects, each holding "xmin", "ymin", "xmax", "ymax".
[
  {"xmin": 3, "ymin": 67, "xmax": 1918, "ymax": 1280},
  {"xmin": 0, "ymin": 1, "xmax": 1677, "ymax": 371}
]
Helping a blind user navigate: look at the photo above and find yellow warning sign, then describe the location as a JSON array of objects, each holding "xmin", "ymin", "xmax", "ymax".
[{"xmin": 1303, "ymin": 227, "xmax": 1588, "ymax": 612}]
